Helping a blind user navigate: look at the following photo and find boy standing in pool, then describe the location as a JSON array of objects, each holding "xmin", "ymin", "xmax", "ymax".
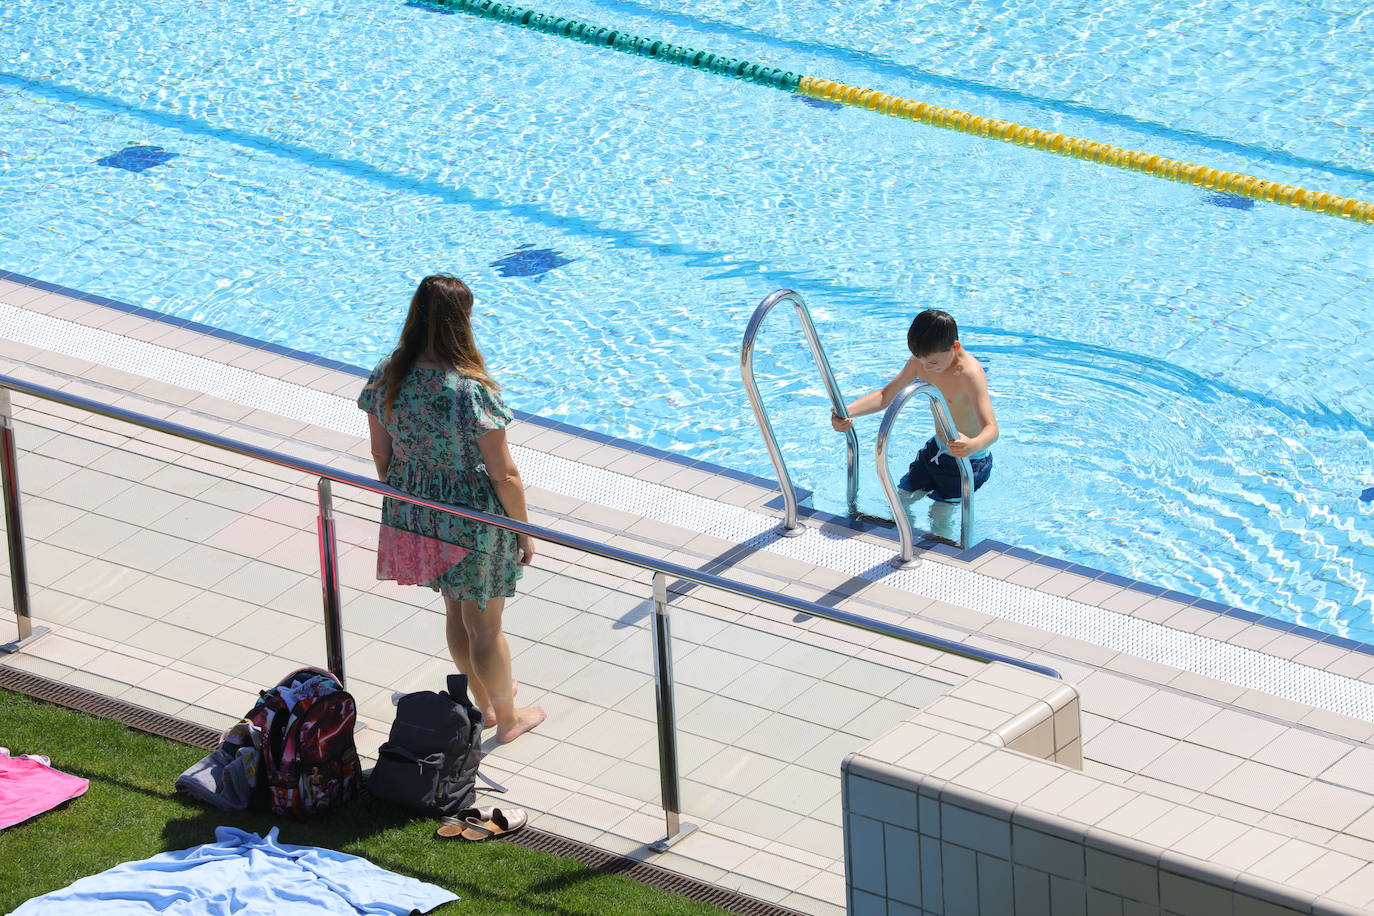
[{"xmin": 831, "ymin": 309, "xmax": 998, "ymax": 505}]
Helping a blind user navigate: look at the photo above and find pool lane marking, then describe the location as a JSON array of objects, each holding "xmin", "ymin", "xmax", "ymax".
[{"xmin": 423, "ymin": 0, "xmax": 1374, "ymax": 225}]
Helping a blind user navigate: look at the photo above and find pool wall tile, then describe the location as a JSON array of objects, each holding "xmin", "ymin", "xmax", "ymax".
[{"xmin": 845, "ymin": 669, "xmax": 1374, "ymax": 916}]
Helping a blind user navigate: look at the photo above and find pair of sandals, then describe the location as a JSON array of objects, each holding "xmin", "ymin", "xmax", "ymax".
[{"xmin": 435, "ymin": 806, "xmax": 528, "ymax": 842}]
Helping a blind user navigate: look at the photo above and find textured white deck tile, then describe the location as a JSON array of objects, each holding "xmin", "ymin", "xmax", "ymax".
[
  {"xmin": 1304, "ymin": 708, "xmax": 1374, "ymax": 745},
  {"xmin": 1084, "ymin": 722, "xmax": 1178, "ymax": 774},
  {"xmin": 1321, "ymin": 748, "xmax": 1374, "ymax": 795},
  {"xmin": 1251, "ymin": 727, "xmax": 1356, "ymax": 777}
]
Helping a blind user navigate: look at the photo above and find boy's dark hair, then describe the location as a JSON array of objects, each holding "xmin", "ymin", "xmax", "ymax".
[{"xmin": 907, "ymin": 309, "xmax": 959, "ymax": 357}]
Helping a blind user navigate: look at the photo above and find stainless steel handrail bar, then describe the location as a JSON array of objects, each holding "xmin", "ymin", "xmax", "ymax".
[
  {"xmin": 741, "ymin": 289, "xmax": 859, "ymax": 534},
  {"xmin": 876, "ymin": 381, "xmax": 976, "ymax": 562},
  {"xmin": 0, "ymin": 372, "xmax": 1057, "ymax": 678}
]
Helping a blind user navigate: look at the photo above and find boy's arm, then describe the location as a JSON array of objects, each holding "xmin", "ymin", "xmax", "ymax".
[
  {"xmin": 831, "ymin": 358, "xmax": 921, "ymax": 432},
  {"xmin": 947, "ymin": 374, "xmax": 999, "ymax": 456}
]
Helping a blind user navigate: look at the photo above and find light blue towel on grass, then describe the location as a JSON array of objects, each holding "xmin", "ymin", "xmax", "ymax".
[{"xmin": 10, "ymin": 826, "xmax": 457, "ymax": 915}]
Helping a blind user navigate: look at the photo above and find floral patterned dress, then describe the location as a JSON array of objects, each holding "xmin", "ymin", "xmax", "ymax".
[{"xmin": 358, "ymin": 358, "xmax": 522, "ymax": 609}]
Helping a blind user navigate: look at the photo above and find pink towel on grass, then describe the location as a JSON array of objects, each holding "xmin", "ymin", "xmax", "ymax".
[{"xmin": 0, "ymin": 747, "xmax": 89, "ymax": 829}]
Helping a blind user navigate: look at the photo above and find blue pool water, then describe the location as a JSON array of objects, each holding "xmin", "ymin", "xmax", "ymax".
[{"xmin": 1, "ymin": 0, "xmax": 1371, "ymax": 637}]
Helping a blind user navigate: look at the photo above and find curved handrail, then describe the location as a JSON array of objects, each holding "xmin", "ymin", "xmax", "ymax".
[
  {"xmin": 0, "ymin": 371, "xmax": 1053, "ymax": 678},
  {"xmin": 876, "ymin": 381, "xmax": 976, "ymax": 562},
  {"xmin": 740, "ymin": 289, "xmax": 858, "ymax": 534}
]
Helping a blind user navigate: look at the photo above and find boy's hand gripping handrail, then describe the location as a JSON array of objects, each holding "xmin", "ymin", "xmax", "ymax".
[
  {"xmin": 740, "ymin": 289, "xmax": 859, "ymax": 534},
  {"xmin": 876, "ymin": 381, "xmax": 976, "ymax": 562}
]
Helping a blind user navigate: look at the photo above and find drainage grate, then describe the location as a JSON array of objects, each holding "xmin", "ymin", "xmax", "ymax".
[
  {"xmin": 0, "ymin": 664, "xmax": 811, "ymax": 916},
  {"xmin": 500, "ymin": 827, "xmax": 810, "ymax": 916},
  {"xmin": 0, "ymin": 665, "xmax": 222, "ymax": 748}
]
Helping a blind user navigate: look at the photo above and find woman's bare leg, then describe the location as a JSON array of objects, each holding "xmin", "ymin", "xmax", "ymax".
[
  {"xmin": 443, "ymin": 596, "xmax": 490, "ymax": 712},
  {"xmin": 461, "ymin": 596, "xmax": 545, "ymax": 742}
]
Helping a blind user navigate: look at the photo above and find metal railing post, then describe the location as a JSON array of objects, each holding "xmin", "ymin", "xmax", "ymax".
[
  {"xmin": 316, "ymin": 477, "xmax": 346, "ymax": 684},
  {"xmin": 875, "ymin": 381, "xmax": 977, "ymax": 563},
  {"xmin": 0, "ymin": 389, "xmax": 47, "ymax": 653},
  {"xmin": 649, "ymin": 571, "xmax": 698, "ymax": 852}
]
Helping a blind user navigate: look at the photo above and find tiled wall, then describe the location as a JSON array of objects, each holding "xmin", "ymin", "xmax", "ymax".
[{"xmin": 842, "ymin": 664, "xmax": 1374, "ymax": 915}]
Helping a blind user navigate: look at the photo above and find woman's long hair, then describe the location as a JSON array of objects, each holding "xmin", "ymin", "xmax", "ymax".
[{"xmin": 376, "ymin": 274, "xmax": 499, "ymax": 418}]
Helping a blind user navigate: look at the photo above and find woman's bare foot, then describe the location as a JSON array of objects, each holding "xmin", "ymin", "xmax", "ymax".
[
  {"xmin": 483, "ymin": 680, "xmax": 517, "ymax": 728},
  {"xmin": 495, "ymin": 705, "xmax": 545, "ymax": 743}
]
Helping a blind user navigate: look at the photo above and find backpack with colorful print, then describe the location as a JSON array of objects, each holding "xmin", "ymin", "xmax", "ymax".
[{"xmin": 248, "ymin": 666, "xmax": 362, "ymax": 818}]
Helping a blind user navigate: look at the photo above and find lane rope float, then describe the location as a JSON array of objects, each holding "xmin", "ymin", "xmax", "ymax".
[
  {"xmin": 427, "ymin": 0, "xmax": 801, "ymax": 90},
  {"xmin": 425, "ymin": 0, "xmax": 1373, "ymax": 224},
  {"xmin": 797, "ymin": 77, "xmax": 1373, "ymax": 223}
]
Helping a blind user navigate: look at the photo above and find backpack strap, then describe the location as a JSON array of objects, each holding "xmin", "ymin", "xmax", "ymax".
[
  {"xmin": 446, "ymin": 674, "xmax": 473, "ymax": 706},
  {"xmin": 477, "ymin": 770, "xmax": 508, "ymax": 794}
]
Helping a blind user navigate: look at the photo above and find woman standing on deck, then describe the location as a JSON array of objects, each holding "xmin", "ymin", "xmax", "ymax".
[{"xmin": 358, "ymin": 274, "xmax": 544, "ymax": 743}]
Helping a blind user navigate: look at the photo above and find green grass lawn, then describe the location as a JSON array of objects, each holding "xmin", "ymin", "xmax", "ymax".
[{"xmin": 0, "ymin": 688, "xmax": 728, "ymax": 915}]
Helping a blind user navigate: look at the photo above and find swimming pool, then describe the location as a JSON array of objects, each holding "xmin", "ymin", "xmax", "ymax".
[{"xmin": 2, "ymin": 0, "xmax": 1371, "ymax": 637}]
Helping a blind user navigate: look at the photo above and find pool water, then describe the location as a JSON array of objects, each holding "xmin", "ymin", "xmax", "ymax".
[
  {"xmin": 592, "ymin": 0, "xmax": 1374, "ymax": 175},
  {"xmin": 1, "ymin": 0, "xmax": 1371, "ymax": 637}
]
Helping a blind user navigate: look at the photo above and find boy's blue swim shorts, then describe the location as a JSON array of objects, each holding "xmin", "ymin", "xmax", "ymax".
[{"xmin": 898, "ymin": 436, "xmax": 993, "ymax": 503}]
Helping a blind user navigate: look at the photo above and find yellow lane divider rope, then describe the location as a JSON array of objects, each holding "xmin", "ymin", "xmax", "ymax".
[{"xmin": 799, "ymin": 77, "xmax": 1373, "ymax": 224}]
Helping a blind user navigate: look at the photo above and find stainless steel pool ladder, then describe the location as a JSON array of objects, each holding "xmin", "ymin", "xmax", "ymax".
[
  {"xmin": 741, "ymin": 289, "xmax": 859, "ymax": 535},
  {"xmin": 741, "ymin": 289, "xmax": 977, "ymax": 558}
]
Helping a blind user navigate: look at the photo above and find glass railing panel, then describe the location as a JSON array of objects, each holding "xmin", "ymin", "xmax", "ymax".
[
  {"xmin": 0, "ymin": 376, "xmax": 1037, "ymax": 902},
  {"xmin": 663, "ymin": 582, "xmax": 958, "ymax": 870},
  {"xmin": 3, "ymin": 414, "xmax": 330, "ymax": 725},
  {"xmin": 329, "ymin": 494, "xmax": 665, "ymax": 830}
]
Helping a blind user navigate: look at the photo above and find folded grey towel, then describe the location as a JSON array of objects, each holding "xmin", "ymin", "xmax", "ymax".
[{"xmin": 175, "ymin": 720, "xmax": 262, "ymax": 811}]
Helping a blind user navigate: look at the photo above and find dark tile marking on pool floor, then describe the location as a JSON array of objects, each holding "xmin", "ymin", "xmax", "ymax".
[
  {"xmin": 1204, "ymin": 192, "xmax": 1255, "ymax": 211},
  {"xmin": 3, "ymin": 268, "xmax": 1369, "ymax": 658},
  {"xmin": 799, "ymin": 96, "xmax": 843, "ymax": 111},
  {"xmin": 96, "ymin": 145, "xmax": 178, "ymax": 172},
  {"xmin": 490, "ymin": 245, "xmax": 575, "ymax": 281}
]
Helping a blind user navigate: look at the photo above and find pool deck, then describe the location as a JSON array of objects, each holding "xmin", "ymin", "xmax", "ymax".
[{"xmin": 5, "ymin": 274, "xmax": 1374, "ymax": 914}]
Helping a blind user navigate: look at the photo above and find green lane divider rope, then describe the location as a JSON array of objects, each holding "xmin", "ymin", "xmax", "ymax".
[
  {"xmin": 429, "ymin": 0, "xmax": 800, "ymax": 90},
  {"xmin": 426, "ymin": 0, "xmax": 1373, "ymax": 224}
]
